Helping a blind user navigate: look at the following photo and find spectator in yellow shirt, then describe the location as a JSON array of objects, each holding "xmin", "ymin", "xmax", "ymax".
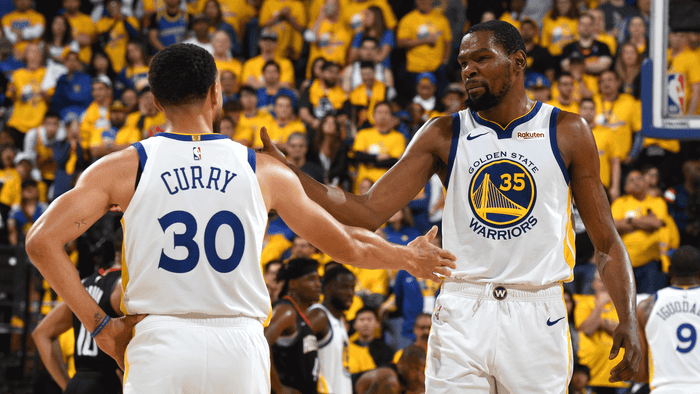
[
  {"xmin": 579, "ymin": 98, "xmax": 621, "ymax": 200},
  {"xmin": 540, "ymin": 0, "xmax": 580, "ymax": 56},
  {"xmin": 351, "ymin": 101, "xmax": 406, "ymax": 190},
  {"xmin": 89, "ymin": 100, "xmax": 141, "ymax": 160},
  {"xmin": 547, "ymin": 73, "xmax": 580, "ymax": 113},
  {"xmin": 593, "ymin": 70, "xmax": 641, "ymax": 162},
  {"xmin": 96, "ymin": 0, "xmax": 140, "ymax": 73},
  {"xmin": 668, "ymin": 31, "xmax": 700, "ymax": 116},
  {"xmin": 253, "ymin": 94, "xmax": 306, "ymax": 150},
  {"xmin": 396, "ymin": 0, "xmax": 452, "ymax": 94},
  {"xmin": 63, "ymin": 0, "xmax": 95, "ymax": 65},
  {"xmin": 349, "ymin": 61, "xmax": 394, "ymax": 127},
  {"xmin": 341, "ymin": 0, "xmax": 397, "ymax": 34},
  {"xmin": 212, "ymin": 31, "xmax": 242, "ymax": 84},
  {"xmin": 0, "ymin": 152, "xmax": 48, "ymax": 207},
  {"xmin": 6, "ymin": 43, "xmax": 47, "ymax": 149},
  {"xmin": 299, "ymin": 61, "xmax": 348, "ymax": 133},
  {"xmin": 612, "ymin": 170, "xmax": 678, "ymax": 293},
  {"xmin": 306, "ymin": 0, "xmax": 353, "ymax": 78},
  {"xmin": 240, "ymin": 29, "xmax": 295, "ymax": 89},
  {"xmin": 259, "ymin": 0, "xmax": 307, "ymax": 60},
  {"xmin": 236, "ymin": 85, "xmax": 275, "ymax": 146},
  {"xmin": 1, "ymin": 0, "xmax": 45, "ymax": 55},
  {"xmin": 566, "ymin": 52, "xmax": 598, "ymax": 101},
  {"xmin": 80, "ymin": 76, "xmax": 113, "ymax": 151}
]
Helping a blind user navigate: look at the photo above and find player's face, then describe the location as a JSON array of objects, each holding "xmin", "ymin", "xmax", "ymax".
[
  {"xmin": 297, "ymin": 271, "xmax": 322, "ymax": 303},
  {"xmin": 328, "ymin": 274, "xmax": 356, "ymax": 311},
  {"xmin": 459, "ymin": 31, "xmax": 514, "ymax": 112}
]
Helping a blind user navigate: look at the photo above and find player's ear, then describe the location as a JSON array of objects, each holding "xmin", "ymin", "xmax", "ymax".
[
  {"xmin": 152, "ymin": 95, "xmax": 164, "ymax": 113},
  {"xmin": 513, "ymin": 50, "xmax": 527, "ymax": 72}
]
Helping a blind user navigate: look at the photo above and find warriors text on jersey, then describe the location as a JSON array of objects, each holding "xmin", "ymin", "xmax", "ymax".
[
  {"xmin": 646, "ymin": 286, "xmax": 700, "ymax": 393},
  {"xmin": 120, "ymin": 133, "xmax": 270, "ymax": 320},
  {"xmin": 443, "ymin": 102, "xmax": 575, "ymax": 285}
]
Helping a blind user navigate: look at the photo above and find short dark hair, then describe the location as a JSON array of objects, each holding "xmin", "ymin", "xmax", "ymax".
[
  {"xmin": 148, "ymin": 43, "xmax": 217, "ymax": 107},
  {"xmin": 21, "ymin": 179, "xmax": 37, "ymax": 189},
  {"xmin": 355, "ymin": 306, "xmax": 378, "ymax": 320},
  {"xmin": 223, "ymin": 99, "xmax": 243, "ymax": 113},
  {"xmin": 558, "ymin": 72, "xmax": 573, "ymax": 81},
  {"xmin": 239, "ymin": 85, "xmax": 257, "ymax": 97},
  {"xmin": 373, "ymin": 100, "xmax": 392, "ymax": 114},
  {"xmin": 322, "ymin": 264, "xmax": 354, "ymax": 291},
  {"xmin": 360, "ymin": 36, "xmax": 379, "ymax": 47},
  {"xmin": 263, "ymin": 60, "xmax": 280, "ymax": 73},
  {"xmin": 44, "ymin": 110, "xmax": 60, "ymax": 121},
  {"xmin": 322, "ymin": 60, "xmax": 341, "ymax": 72},
  {"xmin": 580, "ymin": 97, "xmax": 595, "ymax": 107},
  {"xmin": 670, "ymin": 246, "xmax": 700, "ymax": 278},
  {"xmin": 359, "ymin": 60, "xmax": 375, "ymax": 70},
  {"xmin": 465, "ymin": 20, "xmax": 526, "ymax": 56}
]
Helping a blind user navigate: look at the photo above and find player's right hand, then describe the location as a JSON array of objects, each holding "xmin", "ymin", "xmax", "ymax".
[
  {"xmin": 260, "ymin": 127, "xmax": 288, "ymax": 164},
  {"xmin": 96, "ymin": 314, "xmax": 147, "ymax": 371},
  {"xmin": 406, "ymin": 226, "xmax": 457, "ymax": 282},
  {"xmin": 608, "ymin": 318, "xmax": 643, "ymax": 383}
]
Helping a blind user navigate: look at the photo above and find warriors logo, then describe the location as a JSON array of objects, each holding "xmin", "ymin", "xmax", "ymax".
[{"xmin": 469, "ymin": 159, "xmax": 536, "ymax": 228}]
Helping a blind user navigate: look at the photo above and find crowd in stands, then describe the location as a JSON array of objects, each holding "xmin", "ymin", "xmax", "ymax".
[{"xmin": 0, "ymin": 0, "xmax": 697, "ymax": 393}]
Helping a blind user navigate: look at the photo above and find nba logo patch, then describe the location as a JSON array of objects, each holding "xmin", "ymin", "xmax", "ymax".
[
  {"xmin": 668, "ymin": 73, "xmax": 686, "ymax": 115},
  {"xmin": 193, "ymin": 147, "xmax": 202, "ymax": 160}
]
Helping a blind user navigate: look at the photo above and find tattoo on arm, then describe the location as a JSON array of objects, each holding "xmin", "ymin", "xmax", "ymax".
[
  {"xmin": 93, "ymin": 312, "xmax": 103, "ymax": 327},
  {"xmin": 75, "ymin": 219, "xmax": 87, "ymax": 228}
]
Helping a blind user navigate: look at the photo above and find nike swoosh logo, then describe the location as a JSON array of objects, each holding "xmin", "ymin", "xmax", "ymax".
[
  {"xmin": 547, "ymin": 317, "xmax": 565, "ymax": 326},
  {"xmin": 466, "ymin": 132, "xmax": 488, "ymax": 141}
]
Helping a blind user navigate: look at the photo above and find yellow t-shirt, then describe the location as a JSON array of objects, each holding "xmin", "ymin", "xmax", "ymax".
[
  {"xmin": 540, "ymin": 15, "xmax": 578, "ymax": 56},
  {"xmin": 252, "ymin": 118, "xmax": 306, "ymax": 149},
  {"xmin": 219, "ymin": 0, "xmax": 258, "ymax": 37},
  {"xmin": 610, "ymin": 194, "xmax": 677, "ymax": 268},
  {"xmin": 121, "ymin": 65, "xmax": 150, "ymax": 92},
  {"xmin": 0, "ymin": 176, "xmax": 47, "ymax": 206},
  {"xmin": 80, "ymin": 102, "xmax": 110, "ymax": 150},
  {"xmin": 260, "ymin": 233, "xmax": 293, "ymax": 270},
  {"xmin": 553, "ymin": 76, "xmax": 600, "ymax": 102},
  {"xmin": 1, "ymin": 10, "xmax": 45, "ymax": 54},
  {"xmin": 96, "ymin": 16, "xmax": 140, "ymax": 73},
  {"xmin": 236, "ymin": 110, "xmax": 275, "ymax": 145},
  {"xmin": 345, "ymin": 265, "xmax": 390, "ymax": 297},
  {"xmin": 241, "ymin": 55, "xmax": 296, "ymax": 87},
  {"xmin": 307, "ymin": 19, "xmax": 353, "ymax": 78},
  {"xmin": 592, "ymin": 93, "xmax": 641, "ymax": 160},
  {"xmin": 596, "ymin": 33, "xmax": 617, "ymax": 56},
  {"xmin": 66, "ymin": 12, "xmax": 96, "ymax": 64},
  {"xmin": 574, "ymin": 294, "xmax": 630, "ymax": 388},
  {"xmin": 642, "ymin": 138, "xmax": 680, "ymax": 154},
  {"xmin": 126, "ymin": 111, "xmax": 168, "ymax": 138},
  {"xmin": 58, "ymin": 328, "xmax": 76, "ymax": 378},
  {"xmin": 215, "ymin": 58, "xmax": 243, "ymax": 81},
  {"xmin": 7, "ymin": 67, "xmax": 47, "ymax": 133},
  {"xmin": 89, "ymin": 125, "xmax": 142, "ymax": 149},
  {"xmin": 259, "ymin": 0, "xmax": 307, "ymax": 59},
  {"xmin": 349, "ymin": 81, "xmax": 388, "ymax": 125},
  {"xmin": 340, "ymin": 0, "xmax": 397, "ymax": 32},
  {"xmin": 306, "ymin": 79, "xmax": 348, "ymax": 114},
  {"xmin": 397, "ymin": 9, "xmax": 452, "ymax": 73},
  {"xmin": 667, "ymin": 47, "xmax": 700, "ymax": 115},
  {"xmin": 348, "ymin": 340, "xmax": 378, "ymax": 374},
  {"xmin": 352, "ymin": 127, "xmax": 406, "ymax": 187},
  {"xmin": 591, "ymin": 125, "xmax": 621, "ymax": 189},
  {"xmin": 546, "ymin": 98, "xmax": 579, "ymax": 114}
]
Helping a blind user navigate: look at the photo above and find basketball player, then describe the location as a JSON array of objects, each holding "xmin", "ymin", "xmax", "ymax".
[
  {"xmin": 261, "ymin": 20, "xmax": 641, "ymax": 392},
  {"xmin": 308, "ymin": 264, "xmax": 357, "ymax": 394},
  {"xmin": 634, "ymin": 245, "xmax": 700, "ymax": 393},
  {"xmin": 25, "ymin": 43, "xmax": 456, "ymax": 393},
  {"xmin": 32, "ymin": 267, "xmax": 122, "ymax": 394}
]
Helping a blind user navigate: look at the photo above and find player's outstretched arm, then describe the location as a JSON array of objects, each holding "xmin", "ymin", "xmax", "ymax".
[
  {"xmin": 259, "ymin": 116, "xmax": 453, "ymax": 230},
  {"xmin": 26, "ymin": 148, "xmax": 145, "ymax": 370},
  {"xmin": 31, "ymin": 302, "xmax": 73, "ymax": 390},
  {"xmin": 558, "ymin": 111, "xmax": 642, "ymax": 382},
  {"xmin": 256, "ymin": 154, "xmax": 456, "ymax": 281}
]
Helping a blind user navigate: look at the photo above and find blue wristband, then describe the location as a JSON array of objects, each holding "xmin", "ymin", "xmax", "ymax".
[{"xmin": 90, "ymin": 315, "xmax": 111, "ymax": 338}]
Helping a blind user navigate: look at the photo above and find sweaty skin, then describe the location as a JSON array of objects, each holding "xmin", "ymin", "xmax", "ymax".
[{"xmin": 262, "ymin": 29, "xmax": 642, "ymax": 382}]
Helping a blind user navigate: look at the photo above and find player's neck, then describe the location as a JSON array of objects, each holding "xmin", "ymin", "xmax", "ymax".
[
  {"xmin": 671, "ymin": 277, "xmax": 700, "ymax": 287},
  {"xmin": 162, "ymin": 106, "xmax": 215, "ymax": 135},
  {"xmin": 322, "ymin": 299, "xmax": 343, "ymax": 319},
  {"xmin": 477, "ymin": 93, "xmax": 533, "ymax": 129}
]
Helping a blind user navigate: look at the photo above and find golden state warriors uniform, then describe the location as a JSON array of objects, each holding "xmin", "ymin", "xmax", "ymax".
[
  {"xmin": 121, "ymin": 132, "xmax": 270, "ymax": 393},
  {"xmin": 646, "ymin": 286, "xmax": 700, "ymax": 393},
  {"xmin": 427, "ymin": 102, "xmax": 574, "ymax": 393},
  {"xmin": 309, "ymin": 303, "xmax": 352, "ymax": 394}
]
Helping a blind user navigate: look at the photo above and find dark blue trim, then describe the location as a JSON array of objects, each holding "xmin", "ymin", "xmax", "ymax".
[
  {"xmin": 548, "ymin": 107, "xmax": 570, "ymax": 185},
  {"xmin": 131, "ymin": 142, "xmax": 148, "ymax": 170},
  {"xmin": 444, "ymin": 113, "xmax": 461, "ymax": 189},
  {"xmin": 247, "ymin": 148, "xmax": 256, "ymax": 173},
  {"xmin": 471, "ymin": 101, "xmax": 542, "ymax": 139},
  {"xmin": 654, "ymin": 292, "xmax": 658, "ymax": 301},
  {"xmin": 154, "ymin": 132, "xmax": 230, "ymax": 141},
  {"xmin": 671, "ymin": 285, "xmax": 700, "ymax": 290}
]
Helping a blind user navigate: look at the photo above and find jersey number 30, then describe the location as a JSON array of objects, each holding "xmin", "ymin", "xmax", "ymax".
[{"xmin": 158, "ymin": 210, "xmax": 245, "ymax": 274}]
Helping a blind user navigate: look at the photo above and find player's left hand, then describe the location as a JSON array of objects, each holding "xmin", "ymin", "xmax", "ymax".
[
  {"xmin": 608, "ymin": 318, "xmax": 642, "ymax": 383},
  {"xmin": 95, "ymin": 314, "xmax": 148, "ymax": 371},
  {"xmin": 406, "ymin": 226, "xmax": 457, "ymax": 282}
]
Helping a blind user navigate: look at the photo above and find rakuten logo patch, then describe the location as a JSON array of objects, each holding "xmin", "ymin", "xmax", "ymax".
[{"xmin": 516, "ymin": 131, "xmax": 545, "ymax": 140}]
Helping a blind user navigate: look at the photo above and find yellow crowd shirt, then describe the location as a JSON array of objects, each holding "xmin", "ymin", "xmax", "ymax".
[
  {"xmin": 89, "ymin": 125, "xmax": 142, "ymax": 149},
  {"xmin": 241, "ymin": 55, "xmax": 296, "ymax": 87},
  {"xmin": 552, "ymin": 76, "xmax": 600, "ymax": 103},
  {"xmin": 7, "ymin": 67, "xmax": 47, "ymax": 133},
  {"xmin": 236, "ymin": 110, "xmax": 275, "ymax": 145},
  {"xmin": 252, "ymin": 118, "xmax": 306, "ymax": 149},
  {"xmin": 540, "ymin": 15, "xmax": 578, "ymax": 56},
  {"xmin": 591, "ymin": 125, "xmax": 621, "ymax": 189},
  {"xmin": 348, "ymin": 340, "xmax": 378, "ymax": 374},
  {"xmin": 259, "ymin": 0, "xmax": 307, "ymax": 59},
  {"xmin": 80, "ymin": 102, "xmax": 110, "ymax": 150},
  {"xmin": 667, "ymin": 47, "xmax": 700, "ymax": 115},
  {"xmin": 96, "ymin": 16, "xmax": 140, "ymax": 73},
  {"xmin": 340, "ymin": 0, "xmax": 397, "ymax": 32},
  {"xmin": 35, "ymin": 132, "xmax": 56, "ymax": 181},
  {"xmin": 397, "ymin": 9, "xmax": 452, "ymax": 73},
  {"xmin": 1, "ymin": 9, "xmax": 45, "ymax": 54},
  {"xmin": 0, "ymin": 176, "xmax": 47, "ymax": 206},
  {"xmin": 349, "ymin": 81, "xmax": 387, "ymax": 125},
  {"xmin": 307, "ymin": 79, "xmax": 348, "ymax": 114},
  {"xmin": 121, "ymin": 65, "xmax": 150, "ymax": 92},
  {"xmin": 219, "ymin": 0, "xmax": 258, "ymax": 37},
  {"xmin": 352, "ymin": 127, "xmax": 405, "ymax": 186},
  {"xmin": 596, "ymin": 33, "xmax": 617, "ymax": 55},
  {"xmin": 66, "ymin": 12, "xmax": 96, "ymax": 64},
  {"xmin": 546, "ymin": 98, "xmax": 579, "ymax": 114},
  {"xmin": 126, "ymin": 111, "xmax": 167, "ymax": 138},
  {"xmin": 611, "ymin": 194, "xmax": 677, "ymax": 268},
  {"xmin": 642, "ymin": 137, "xmax": 680, "ymax": 154},
  {"xmin": 260, "ymin": 233, "xmax": 293, "ymax": 269},
  {"xmin": 574, "ymin": 294, "xmax": 629, "ymax": 388},
  {"xmin": 215, "ymin": 58, "xmax": 243, "ymax": 81},
  {"xmin": 592, "ymin": 93, "xmax": 641, "ymax": 160},
  {"xmin": 345, "ymin": 265, "xmax": 390, "ymax": 297},
  {"xmin": 307, "ymin": 19, "xmax": 352, "ymax": 78}
]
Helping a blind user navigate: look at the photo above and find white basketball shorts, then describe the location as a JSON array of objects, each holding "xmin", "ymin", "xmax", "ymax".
[
  {"xmin": 123, "ymin": 315, "xmax": 270, "ymax": 394},
  {"xmin": 426, "ymin": 280, "xmax": 573, "ymax": 393}
]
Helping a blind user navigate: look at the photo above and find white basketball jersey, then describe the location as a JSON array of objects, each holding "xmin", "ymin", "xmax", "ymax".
[
  {"xmin": 443, "ymin": 102, "xmax": 575, "ymax": 285},
  {"xmin": 309, "ymin": 303, "xmax": 352, "ymax": 394},
  {"xmin": 121, "ymin": 133, "xmax": 270, "ymax": 322},
  {"xmin": 646, "ymin": 286, "xmax": 700, "ymax": 392}
]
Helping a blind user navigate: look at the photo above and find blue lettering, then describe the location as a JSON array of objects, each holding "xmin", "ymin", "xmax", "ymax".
[
  {"xmin": 191, "ymin": 166, "xmax": 204, "ymax": 189},
  {"xmin": 161, "ymin": 172, "xmax": 178, "ymax": 195},
  {"xmin": 497, "ymin": 230, "xmax": 507, "ymax": 240},
  {"xmin": 174, "ymin": 168, "xmax": 190, "ymax": 191},
  {"xmin": 220, "ymin": 170, "xmax": 237, "ymax": 193},
  {"xmin": 486, "ymin": 229, "xmax": 497, "ymax": 239},
  {"xmin": 469, "ymin": 218, "xmax": 481, "ymax": 231},
  {"xmin": 206, "ymin": 167, "xmax": 222, "ymax": 190}
]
